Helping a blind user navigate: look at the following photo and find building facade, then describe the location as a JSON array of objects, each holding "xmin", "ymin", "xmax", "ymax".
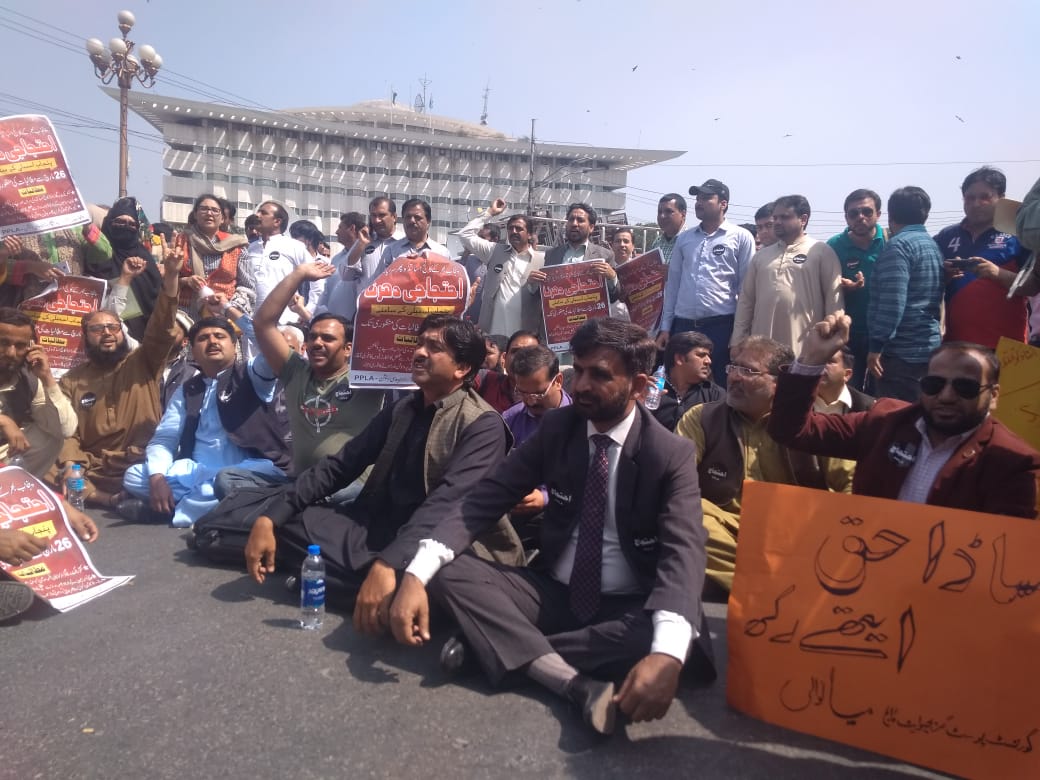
[{"xmin": 110, "ymin": 88, "xmax": 682, "ymax": 245}]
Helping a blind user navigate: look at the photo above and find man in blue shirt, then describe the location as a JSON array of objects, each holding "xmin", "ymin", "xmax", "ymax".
[
  {"xmin": 867, "ymin": 187, "xmax": 944, "ymax": 402},
  {"xmin": 655, "ymin": 179, "xmax": 756, "ymax": 387},
  {"xmin": 122, "ymin": 317, "xmax": 289, "ymax": 527},
  {"xmin": 827, "ymin": 188, "xmax": 886, "ymax": 391}
]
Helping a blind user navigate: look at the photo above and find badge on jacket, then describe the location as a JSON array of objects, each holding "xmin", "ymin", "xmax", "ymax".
[{"xmin": 887, "ymin": 442, "xmax": 917, "ymax": 468}]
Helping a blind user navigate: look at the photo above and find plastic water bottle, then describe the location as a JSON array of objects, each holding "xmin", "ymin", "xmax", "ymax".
[
  {"xmin": 644, "ymin": 365, "xmax": 666, "ymax": 410},
  {"xmin": 66, "ymin": 464, "xmax": 85, "ymax": 510},
  {"xmin": 300, "ymin": 544, "xmax": 326, "ymax": 630}
]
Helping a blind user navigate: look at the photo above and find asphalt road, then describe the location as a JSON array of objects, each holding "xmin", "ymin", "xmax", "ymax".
[{"xmin": 0, "ymin": 509, "xmax": 950, "ymax": 779}]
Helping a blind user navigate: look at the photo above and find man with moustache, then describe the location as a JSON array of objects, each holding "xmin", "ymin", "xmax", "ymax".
[
  {"xmin": 121, "ymin": 315, "xmax": 290, "ymax": 527},
  {"xmin": 770, "ymin": 311, "xmax": 1039, "ymax": 518},
  {"xmin": 0, "ymin": 308, "xmax": 76, "ymax": 476},
  {"xmin": 207, "ymin": 261, "xmax": 384, "ymax": 502},
  {"xmin": 250, "ymin": 200, "xmax": 321, "ymax": 323},
  {"xmin": 528, "ymin": 203, "xmax": 618, "ymax": 346},
  {"xmin": 649, "ymin": 194, "xmax": 687, "ymax": 266},
  {"xmin": 656, "ymin": 180, "xmax": 756, "ymax": 386},
  {"xmin": 242, "ymin": 315, "xmax": 522, "ymax": 625},
  {"xmin": 676, "ymin": 336, "xmax": 853, "ymax": 592},
  {"xmin": 349, "ymin": 198, "xmax": 449, "ymax": 284},
  {"xmin": 828, "ymin": 189, "xmax": 886, "ymax": 390},
  {"xmin": 461, "ymin": 198, "xmax": 544, "ymax": 338},
  {"xmin": 385, "ymin": 318, "xmax": 715, "ymax": 735},
  {"xmin": 651, "ymin": 331, "xmax": 724, "ymax": 431},
  {"xmin": 55, "ymin": 246, "xmax": 183, "ymax": 508}
]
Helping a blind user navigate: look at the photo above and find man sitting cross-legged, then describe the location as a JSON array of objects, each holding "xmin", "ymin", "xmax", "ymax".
[
  {"xmin": 242, "ymin": 315, "xmax": 523, "ymax": 632},
  {"xmin": 386, "ymin": 318, "xmax": 715, "ymax": 735}
]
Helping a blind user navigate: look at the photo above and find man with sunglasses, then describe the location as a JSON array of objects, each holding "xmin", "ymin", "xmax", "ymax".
[
  {"xmin": 827, "ymin": 189, "xmax": 887, "ymax": 391},
  {"xmin": 769, "ymin": 311, "xmax": 1039, "ymax": 518}
]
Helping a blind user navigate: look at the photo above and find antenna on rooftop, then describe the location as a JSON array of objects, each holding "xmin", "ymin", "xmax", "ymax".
[
  {"xmin": 415, "ymin": 75, "xmax": 432, "ymax": 114},
  {"xmin": 480, "ymin": 83, "xmax": 490, "ymax": 126}
]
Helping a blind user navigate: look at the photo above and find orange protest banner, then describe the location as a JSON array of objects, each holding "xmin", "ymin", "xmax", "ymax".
[
  {"xmin": 728, "ymin": 482, "xmax": 1040, "ymax": 780},
  {"xmin": 993, "ymin": 337, "xmax": 1040, "ymax": 452}
]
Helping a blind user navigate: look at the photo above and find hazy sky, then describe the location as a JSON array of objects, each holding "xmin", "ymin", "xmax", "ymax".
[{"xmin": 3, "ymin": 0, "xmax": 1039, "ymax": 236}]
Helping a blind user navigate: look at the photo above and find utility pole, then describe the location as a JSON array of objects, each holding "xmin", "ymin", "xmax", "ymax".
[{"xmin": 526, "ymin": 118, "xmax": 535, "ymax": 215}]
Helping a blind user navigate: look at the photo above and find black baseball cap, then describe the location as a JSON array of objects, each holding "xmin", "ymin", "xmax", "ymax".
[{"xmin": 689, "ymin": 179, "xmax": 730, "ymax": 201}]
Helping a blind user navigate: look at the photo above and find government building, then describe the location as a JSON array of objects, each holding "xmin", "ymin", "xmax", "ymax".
[{"xmin": 109, "ymin": 88, "xmax": 682, "ymax": 245}]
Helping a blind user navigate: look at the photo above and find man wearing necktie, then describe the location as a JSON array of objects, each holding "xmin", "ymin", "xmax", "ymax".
[{"xmin": 388, "ymin": 318, "xmax": 714, "ymax": 734}]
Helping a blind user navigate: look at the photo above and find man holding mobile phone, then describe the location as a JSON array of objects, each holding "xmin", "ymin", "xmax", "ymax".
[
  {"xmin": 0, "ymin": 309, "xmax": 76, "ymax": 477},
  {"xmin": 935, "ymin": 167, "xmax": 1031, "ymax": 348}
]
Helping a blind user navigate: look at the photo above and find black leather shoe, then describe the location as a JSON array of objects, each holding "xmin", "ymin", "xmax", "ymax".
[
  {"xmin": 117, "ymin": 498, "xmax": 172, "ymax": 524},
  {"xmin": 439, "ymin": 633, "xmax": 476, "ymax": 678},
  {"xmin": 565, "ymin": 674, "xmax": 617, "ymax": 735},
  {"xmin": 0, "ymin": 581, "xmax": 34, "ymax": 621}
]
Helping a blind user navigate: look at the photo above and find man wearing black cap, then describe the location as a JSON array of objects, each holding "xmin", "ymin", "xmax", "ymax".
[{"xmin": 656, "ymin": 180, "xmax": 756, "ymax": 387}]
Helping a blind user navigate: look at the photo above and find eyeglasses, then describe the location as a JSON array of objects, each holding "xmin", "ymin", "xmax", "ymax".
[
  {"xmin": 918, "ymin": 375, "xmax": 994, "ymax": 399},
  {"xmin": 87, "ymin": 323, "xmax": 121, "ymax": 335},
  {"xmin": 196, "ymin": 206, "xmax": 222, "ymax": 215},
  {"xmin": 516, "ymin": 374, "xmax": 560, "ymax": 400},
  {"xmin": 846, "ymin": 207, "xmax": 876, "ymax": 219},
  {"xmin": 725, "ymin": 364, "xmax": 770, "ymax": 378}
]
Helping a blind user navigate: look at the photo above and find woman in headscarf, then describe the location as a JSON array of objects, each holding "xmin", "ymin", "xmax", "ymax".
[
  {"xmin": 178, "ymin": 193, "xmax": 254, "ymax": 316},
  {"xmin": 88, "ymin": 196, "xmax": 163, "ymax": 340}
]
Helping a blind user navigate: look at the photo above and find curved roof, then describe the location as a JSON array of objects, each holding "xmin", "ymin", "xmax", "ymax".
[{"xmin": 284, "ymin": 99, "xmax": 509, "ymax": 140}]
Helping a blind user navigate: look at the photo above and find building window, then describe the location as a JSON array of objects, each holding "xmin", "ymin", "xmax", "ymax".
[
  {"xmin": 327, "ymin": 186, "xmax": 345, "ymax": 195},
  {"xmin": 166, "ymin": 195, "xmax": 195, "ymax": 205},
  {"xmin": 302, "ymin": 158, "xmax": 322, "ymax": 168},
  {"xmin": 302, "ymin": 184, "xmax": 323, "ymax": 193},
  {"xmin": 281, "ymin": 182, "xmax": 300, "ymax": 190},
  {"xmin": 171, "ymin": 170, "xmax": 204, "ymax": 180},
  {"xmin": 207, "ymin": 173, "xmax": 230, "ymax": 182},
  {"xmin": 431, "ymin": 172, "xmax": 450, "ymax": 181},
  {"xmin": 231, "ymin": 175, "xmax": 254, "ymax": 184},
  {"xmin": 231, "ymin": 150, "xmax": 250, "ymax": 159},
  {"xmin": 367, "ymin": 166, "xmax": 388, "ymax": 175},
  {"xmin": 390, "ymin": 168, "xmax": 410, "ymax": 177},
  {"xmin": 280, "ymin": 156, "xmax": 301, "ymax": 166},
  {"xmin": 254, "ymin": 152, "xmax": 277, "ymax": 162},
  {"xmin": 255, "ymin": 177, "xmax": 277, "ymax": 187},
  {"xmin": 347, "ymin": 164, "xmax": 366, "ymax": 172}
]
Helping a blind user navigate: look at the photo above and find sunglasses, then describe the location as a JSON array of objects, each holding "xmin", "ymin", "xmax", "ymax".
[
  {"xmin": 918, "ymin": 375, "xmax": 993, "ymax": 399},
  {"xmin": 846, "ymin": 207, "xmax": 876, "ymax": 219}
]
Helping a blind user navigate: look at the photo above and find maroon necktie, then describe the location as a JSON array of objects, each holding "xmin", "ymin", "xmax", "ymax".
[{"xmin": 569, "ymin": 434, "xmax": 613, "ymax": 622}]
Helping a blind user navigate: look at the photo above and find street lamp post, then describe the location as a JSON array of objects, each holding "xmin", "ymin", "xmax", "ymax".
[{"xmin": 85, "ymin": 10, "xmax": 162, "ymax": 199}]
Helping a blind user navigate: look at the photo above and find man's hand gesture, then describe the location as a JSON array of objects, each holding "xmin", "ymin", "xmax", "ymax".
[
  {"xmin": 799, "ymin": 309, "xmax": 851, "ymax": 365},
  {"xmin": 487, "ymin": 198, "xmax": 506, "ymax": 217},
  {"xmin": 614, "ymin": 652, "xmax": 682, "ymax": 722}
]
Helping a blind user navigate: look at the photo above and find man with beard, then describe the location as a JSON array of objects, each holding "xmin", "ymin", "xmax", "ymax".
[
  {"xmin": 242, "ymin": 315, "xmax": 522, "ymax": 620},
  {"xmin": 461, "ymin": 198, "xmax": 544, "ymax": 338},
  {"xmin": 527, "ymin": 204, "xmax": 618, "ymax": 354},
  {"xmin": 769, "ymin": 311, "xmax": 1040, "ymax": 518},
  {"xmin": 675, "ymin": 335, "xmax": 853, "ymax": 592},
  {"xmin": 121, "ymin": 316, "xmax": 290, "ymax": 527},
  {"xmin": 0, "ymin": 308, "xmax": 76, "ymax": 476},
  {"xmin": 384, "ymin": 318, "xmax": 715, "ymax": 735},
  {"xmin": 55, "ymin": 246, "xmax": 183, "ymax": 508},
  {"xmin": 828, "ymin": 189, "xmax": 886, "ymax": 390},
  {"xmin": 656, "ymin": 180, "xmax": 756, "ymax": 386}
]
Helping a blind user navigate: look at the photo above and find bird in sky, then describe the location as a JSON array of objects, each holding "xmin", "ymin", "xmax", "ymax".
[{"xmin": 955, "ymin": 115, "xmax": 965, "ymax": 123}]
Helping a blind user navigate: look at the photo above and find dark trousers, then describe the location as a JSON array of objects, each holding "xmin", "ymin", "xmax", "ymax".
[
  {"xmin": 276, "ymin": 504, "xmax": 377, "ymax": 600},
  {"xmin": 846, "ymin": 330, "xmax": 871, "ymax": 393},
  {"xmin": 430, "ymin": 551, "xmax": 653, "ymax": 685},
  {"xmin": 874, "ymin": 355, "xmax": 928, "ymax": 403},
  {"xmin": 671, "ymin": 315, "xmax": 734, "ymax": 388}
]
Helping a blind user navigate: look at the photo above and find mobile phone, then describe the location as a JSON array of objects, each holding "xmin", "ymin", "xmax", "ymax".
[{"xmin": 948, "ymin": 257, "xmax": 979, "ymax": 270}]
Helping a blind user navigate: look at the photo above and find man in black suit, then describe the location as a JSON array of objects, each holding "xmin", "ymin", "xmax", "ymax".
[{"xmin": 387, "ymin": 318, "xmax": 713, "ymax": 735}]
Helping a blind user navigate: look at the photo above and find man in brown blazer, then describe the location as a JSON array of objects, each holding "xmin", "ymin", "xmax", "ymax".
[{"xmin": 769, "ymin": 310, "xmax": 1040, "ymax": 518}]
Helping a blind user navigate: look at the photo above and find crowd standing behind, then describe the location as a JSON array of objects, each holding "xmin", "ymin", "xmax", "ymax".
[{"xmin": 0, "ymin": 169, "xmax": 1038, "ymax": 736}]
